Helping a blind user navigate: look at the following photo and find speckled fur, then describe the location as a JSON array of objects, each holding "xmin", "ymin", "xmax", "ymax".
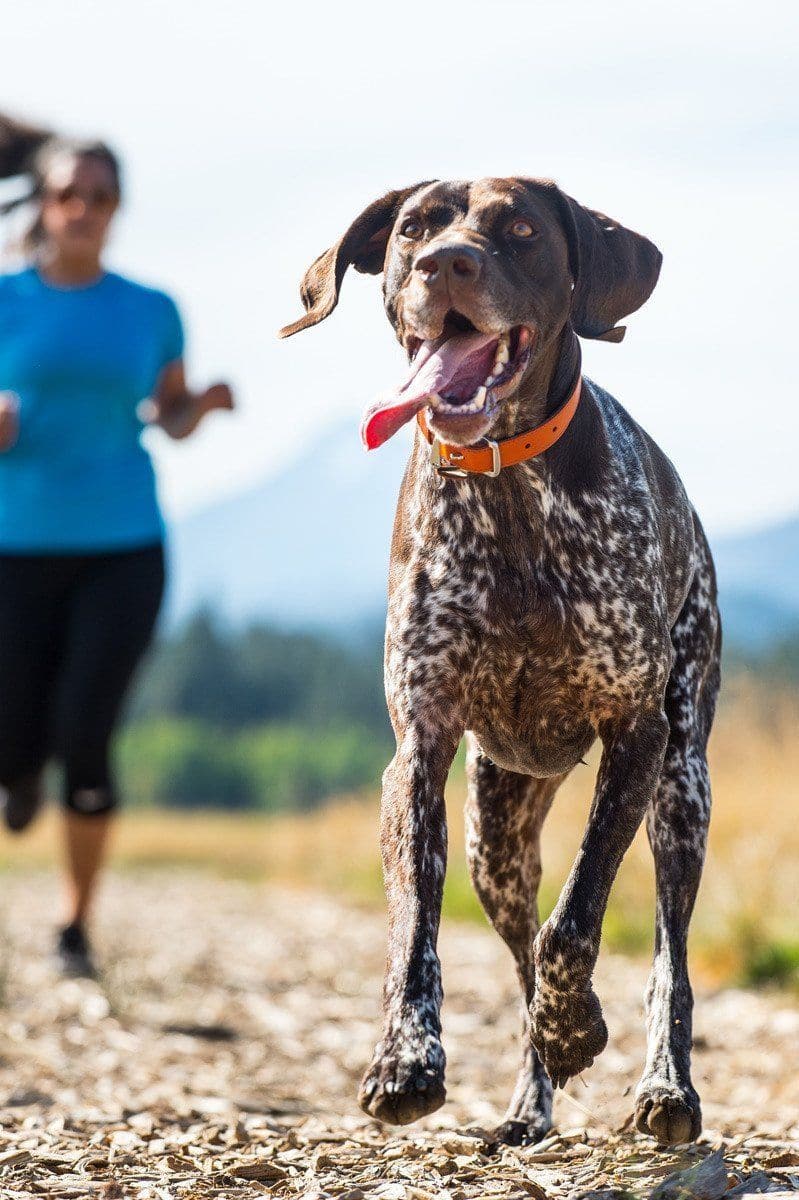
[{"xmin": 282, "ymin": 178, "xmax": 721, "ymax": 1147}]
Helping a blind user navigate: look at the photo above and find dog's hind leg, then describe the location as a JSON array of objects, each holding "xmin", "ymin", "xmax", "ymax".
[
  {"xmin": 635, "ymin": 535, "xmax": 721, "ymax": 1146},
  {"xmin": 465, "ymin": 735, "xmax": 564, "ymax": 1145},
  {"xmin": 529, "ymin": 704, "xmax": 670, "ymax": 1088}
]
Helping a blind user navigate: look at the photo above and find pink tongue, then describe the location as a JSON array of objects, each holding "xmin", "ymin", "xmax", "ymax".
[{"xmin": 360, "ymin": 331, "xmax": 498, "ymax": 450}]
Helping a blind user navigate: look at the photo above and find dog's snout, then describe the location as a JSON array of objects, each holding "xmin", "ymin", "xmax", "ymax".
[{"xmin": 414, "ymin": 243, "xmax": 483, "ymax": 286}]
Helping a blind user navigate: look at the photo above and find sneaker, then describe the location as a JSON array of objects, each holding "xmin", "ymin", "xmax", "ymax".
[
  {"xmin": 56, "ymin": 923, "xmax": 97, "ymax": 979},
  {"xmin": 2, "ymin": 774, "xmax": 44, "ymax": 833}
]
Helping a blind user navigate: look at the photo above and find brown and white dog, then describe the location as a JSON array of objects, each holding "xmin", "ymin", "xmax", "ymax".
[{"xmin": 280, "ymin": 178, "xmax": 721, "ymax": 1147}]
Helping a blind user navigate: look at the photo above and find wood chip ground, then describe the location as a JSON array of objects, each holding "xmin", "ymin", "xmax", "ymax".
[{"xmin": 0, "ymin": 871, "xmax": 796, "ymax": 1199}]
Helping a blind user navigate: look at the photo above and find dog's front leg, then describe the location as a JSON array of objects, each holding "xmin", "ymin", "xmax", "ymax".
[
  {"xmin": 358, "ymin": 730, "xmax": 457, "ymax": 1125},
  {"xmin": 530, "ymin": 709, "xmax": 669, "ymax": 1087}
]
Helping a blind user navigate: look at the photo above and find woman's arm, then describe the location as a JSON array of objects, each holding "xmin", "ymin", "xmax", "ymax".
[
  {"xmin": 139, "ymin": 361, "xmax": 234, "ymax": 441},
  {"xmin": 0, "ymin": 392, "xmax": 20, "ymax": 452}
]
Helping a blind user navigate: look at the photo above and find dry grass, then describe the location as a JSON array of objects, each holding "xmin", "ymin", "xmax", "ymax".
[{"xmin": 2, "ymin": 676, "xmax": 797, "ymax": 987}]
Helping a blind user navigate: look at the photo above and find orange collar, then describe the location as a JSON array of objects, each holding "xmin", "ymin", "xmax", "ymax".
[{"xmin": 417, "ymin": 377, "xmax": 582, "ymax": 478}]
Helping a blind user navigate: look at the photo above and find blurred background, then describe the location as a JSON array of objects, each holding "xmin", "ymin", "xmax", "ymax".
[{"xmin": 1, "ymin": 0, "xmax": 797, "ymax": 989}]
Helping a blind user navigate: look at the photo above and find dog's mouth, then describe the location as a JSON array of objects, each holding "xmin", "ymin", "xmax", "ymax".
[{"xmin": 360, "ymin": 312, "xmax": 535, "ymax": 450}]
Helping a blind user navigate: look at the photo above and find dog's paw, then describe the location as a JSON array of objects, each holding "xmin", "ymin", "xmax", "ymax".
[
  {"xmin": 529, "ymin": 985, "xmax": 608, "ymax": 1088},
  {"xmin": 358, "ymin": 1035, "xmax": 446, "ymax": 1125},
  {"xmin": 634, "ymin": 1080, "xmax": 701, "ymax": 1145},
  {"xmin": 492, "ymin": 1060, "xmax": 553, "ymax": 1146},
  {"xmin": 491, "ymin": 1117, "xmax": 552, "ymax": 1147}
]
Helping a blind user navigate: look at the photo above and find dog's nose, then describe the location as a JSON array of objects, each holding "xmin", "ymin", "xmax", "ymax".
[{"xmin": 414, "ymin": 243, "xmax": 483, "ymax": 286}]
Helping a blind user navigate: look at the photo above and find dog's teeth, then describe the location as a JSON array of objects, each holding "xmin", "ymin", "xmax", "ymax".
[
  {"xmin": 489, "ymin": 339, "xmax": 510, "ymax": 378},
  {"xmin": 434, "ymin": 384, "xmax": 489, "ymax": 415}
]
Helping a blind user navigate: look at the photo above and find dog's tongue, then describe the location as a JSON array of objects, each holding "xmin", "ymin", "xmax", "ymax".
[{"xmin": 360, "ymin": 331, "xmax": 498, "ymax": 450}]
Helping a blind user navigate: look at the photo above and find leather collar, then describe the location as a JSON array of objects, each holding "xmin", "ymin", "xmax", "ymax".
[{"xmin": 416, "ymin": 376, "xmax": 582, "ymax": 478}]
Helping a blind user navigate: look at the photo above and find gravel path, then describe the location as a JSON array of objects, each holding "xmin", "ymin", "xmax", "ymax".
[{"xmin": 0, "ymin": 871, "xmax": 796, "ymax": 1198}]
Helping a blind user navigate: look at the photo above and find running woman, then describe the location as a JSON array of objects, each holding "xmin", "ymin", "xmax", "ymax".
[{"xmin": 0, "ymin": 114, "xmax": 234, "ymax": 975}]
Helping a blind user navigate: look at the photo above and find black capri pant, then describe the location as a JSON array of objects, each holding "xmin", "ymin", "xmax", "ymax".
[{"xmin": 0, "ymin": 544, "xmax": 164, "ymax": 815}]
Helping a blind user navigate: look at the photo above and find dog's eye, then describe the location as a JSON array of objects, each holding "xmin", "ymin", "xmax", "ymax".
[
  {"xmin": 400, "ymin": 219, "xmax": 423, "ymax": 240},
  {"xmin": 510, "ymin": 219, "xmax": 536, "ymax": 239}
]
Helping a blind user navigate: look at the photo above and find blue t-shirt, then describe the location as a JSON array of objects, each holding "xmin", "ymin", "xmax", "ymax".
[{"xmin": 0, "ymin": 267, "xmax": 184, "ymax": 552}]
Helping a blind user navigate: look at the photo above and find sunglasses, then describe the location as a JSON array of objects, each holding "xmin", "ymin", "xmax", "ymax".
[{"xmin": 43, "ymin": 186, "xmax": 118, "ymax": 211}]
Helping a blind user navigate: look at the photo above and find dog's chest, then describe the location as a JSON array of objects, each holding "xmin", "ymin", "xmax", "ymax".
[{"xmin": 389, "ymin": 469, "xmax": 672, "ymax": 770}]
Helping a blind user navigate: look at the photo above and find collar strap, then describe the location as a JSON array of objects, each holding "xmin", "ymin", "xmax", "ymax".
[{"xmin": 416, "ymin": 376, "xmax": 582, "ymax": 478}]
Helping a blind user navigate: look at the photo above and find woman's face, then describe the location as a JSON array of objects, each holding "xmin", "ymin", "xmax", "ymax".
[{"xmin": 39, "ymin": 152, "xmax": 119, "ymax": 259}]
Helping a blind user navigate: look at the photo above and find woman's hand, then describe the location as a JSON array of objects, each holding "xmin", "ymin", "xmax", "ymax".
[
  {"xmin": 140, "ymin": 363, "xmax": 234, "ymax": 441},
  {"xmin": 197, "ymin": 382, "xmax": 234, "ymax": 422},
  {"xmin": 0, "ymin": 392, "xmax": 20, "ymax": 452}
]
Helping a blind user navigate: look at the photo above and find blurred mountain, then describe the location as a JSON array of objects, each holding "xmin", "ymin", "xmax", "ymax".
[
  {"xmin": 716, "ymin": 588, "xmax": 799, "ymax": 651},
  {"xmin": 713, "ymin": 515, "xmax": 799, "ymax": 649},
  {"xmin": 167, "ymin": 424, "xmax": 799, "ymax": 650},
  {"xmin": 713, "ymin": 515, "xmax": 799, "ymax": 608},
  {"xmin": 166, "ymin": 421, "xmax": 408, "ymax": 632}
]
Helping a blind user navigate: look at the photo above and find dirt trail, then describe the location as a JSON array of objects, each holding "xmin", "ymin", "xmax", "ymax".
[{"xmin": 0, "ymin": 871, "xmax": 796, "ymax": 1198}]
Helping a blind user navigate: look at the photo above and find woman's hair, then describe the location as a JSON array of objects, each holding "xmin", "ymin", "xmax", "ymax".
[{"xmin": 0, "ymin": 113, "xmax": 122, "ymax": 256}]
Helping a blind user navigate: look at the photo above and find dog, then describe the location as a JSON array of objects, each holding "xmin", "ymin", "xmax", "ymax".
[{"xmin": 280, "ymin": 178, "xmax": 721, "ymax": 1148}]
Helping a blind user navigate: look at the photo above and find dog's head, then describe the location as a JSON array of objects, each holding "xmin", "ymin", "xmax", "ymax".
[{"xmin": 279, "ymin": 178, "xmax": 661, "ymax": 449}]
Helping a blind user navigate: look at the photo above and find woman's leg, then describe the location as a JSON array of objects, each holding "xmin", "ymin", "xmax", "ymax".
[
  {"xmin": 63, "ymin": 810, "xmax": 113, "ymax": 928},
  {"xmin": 51, "ymin": 544, "xmax": 165, "ymax": 941},
  {"xmin": 0, "ymin": 555, "xmax": 68, "ymax": 830}
]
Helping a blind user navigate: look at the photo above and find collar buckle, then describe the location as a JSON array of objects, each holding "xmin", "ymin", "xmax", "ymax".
[
  {"xmin": 481, "ymin": 438, "xmax": 502, "ymax": 477},
  {"xmin": 430, "ymin": 436, "xmax": 501, "ymax": 479},
  {"xmin": 430, "ymin": 438, "xmax": 468, "ymax": 478}
]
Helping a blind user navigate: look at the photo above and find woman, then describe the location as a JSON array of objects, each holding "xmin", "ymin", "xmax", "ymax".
[{"xmin": 0, "ymin": 114, "xmax": 233, "ymax": 976}]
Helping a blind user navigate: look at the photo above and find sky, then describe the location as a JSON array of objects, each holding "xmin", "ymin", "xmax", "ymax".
[{"xmin": 2, "ymin": 0, "xmax": 797, "ymax": 537}]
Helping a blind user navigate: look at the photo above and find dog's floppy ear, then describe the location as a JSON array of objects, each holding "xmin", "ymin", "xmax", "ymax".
[
  {"xmin": 278, "ymin": 182, "xmax": 434, "ymax": 339},
  {"xmin": 554, "ymin": 189, "xmax": 662, "ymax": 343}
]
